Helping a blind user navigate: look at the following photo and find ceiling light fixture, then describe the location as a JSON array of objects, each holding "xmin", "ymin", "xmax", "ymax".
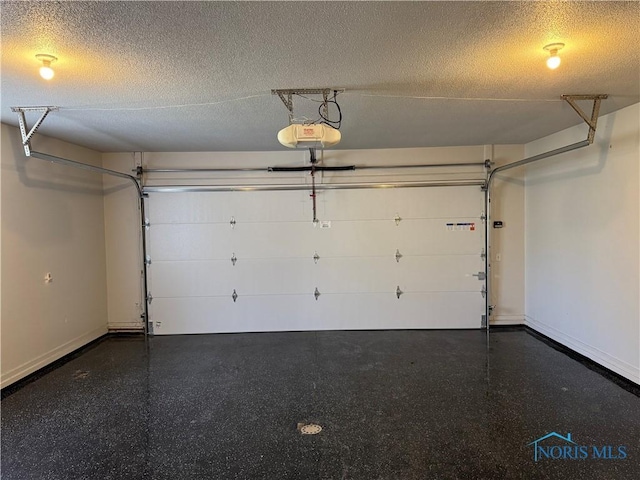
[
  {"xmin": 543, "ymin": 43, "xmax": 564, "ymax": 70},
  {"xmin": 36, "ymin": 54, "xmax": 57, "ymax": 80}
]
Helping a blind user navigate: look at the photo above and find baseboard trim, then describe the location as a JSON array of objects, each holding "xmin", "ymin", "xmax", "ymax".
[
  {"xmin": 1, "ymin": 330, "xmax": 145, "ymax": 398},
  {"xmin": 107, "ymin": 322, "xmax": 144, "ymax": 330},
  {"xmin": 524, "ymin": 315, "xmax": 639, "ymax": 384},
  {"xmin": 524, "ymin": 319, "xmax": 640, "ymax": 395},
  {"xmin": 1, "ymin": 325, "xmax": 108, "ymax": 390},
  {"xmin": 108, "ymin": 327, "xmax": 145, "ymax": 334},
  {"xmin": 491, "ymin": 315, "xmax": 525, "ymax": 326}
]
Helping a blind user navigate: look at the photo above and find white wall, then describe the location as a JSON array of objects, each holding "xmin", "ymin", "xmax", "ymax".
[
  {"xmin": 524, "ymin": 103, "xmax": 640, "ymax": 384},
  {"xmin": 102, "ymin": 152, "xmax": 146, "ymax": 331},
  {"xmin": 489, "ymin": 145, "xmax": 526, "ymax": 325},
  {"xmin": 1, "ymin": 124, "xmax": 109, "ymax": 387},
  {"xmin": 103, "ymin": 145, "xmax": 525, "ymax": 329}
]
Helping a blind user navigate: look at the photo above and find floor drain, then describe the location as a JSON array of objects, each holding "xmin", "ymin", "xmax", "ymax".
[{"xmin": 299, "ymin": 424, "xmax": 322, "ymax": 435}]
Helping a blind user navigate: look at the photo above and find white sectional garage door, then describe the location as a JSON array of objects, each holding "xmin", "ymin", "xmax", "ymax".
[{"xmin": 146, "ymin": 187, "xmax": 485, "ymax": 334}]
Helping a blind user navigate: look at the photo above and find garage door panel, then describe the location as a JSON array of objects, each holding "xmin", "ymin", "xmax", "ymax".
[
  {"xmin": 398, "ymin": 255, "xmax": 485, "ymax": 292},
  {"xmin": 151, "ymin": 256, "xmax": 484, "ymax": 299},
  {"xmin": 150, "ymin": 223, "xmax": 319, "ymax": 260},
  {"xmin": 149, "ymin": 224, "xmax": 231, "ymax": 260},
  {"xmin": 393, "ymin": 187, "xmax": 484, "ymax": 219},
  {"xmin": 225, "ymin": 190, "xmax": 312, "ymax": 223},
  {"xmin": 397, "ymin": 219, "xmax": 482, "ymax": 255},
  {"xmin": 148, "ymin": 186, "xmax": 485, "ymax": 334},
  {"xmin": 313, "ymin": 257, "xmax": 399, "ymax": 293},
  {"xmin": 232, "ymin": 259, "xmax": 317, "ymax": 295},
  {"xmin": 151, "ymin": 261, "xmax": 231, "ymax": 297},
  {"xmin": 231, "ymin": 223, "xmax": 317, "ymax": 258},
  {"xmin": 317, "ymin": 187, "xmax": 484, "ymax": 221},
  {"xmin": 151, "ymin": 296, "xmax": 317, "ymax": 335},
  {"xmin": 152, "ymin": 259, "xmax": 318, "ymax": 297},
  {"xmin": 319, "ymin": 189, "xmax": 399, "ymax": 220},
  {"xmin": 311, "ymin": 221, "xmax": 397, "ymax": 257},
  {"xmin": 151, "ymin": 292, "xmax": 483, "ymax": 335},
  {"xmin": 310, "ymin": 293, "xmax": 483, "ymax": 330},
  {"xmin": 148, "ymin": 191, "xmax": 311, "ymax": 224}
]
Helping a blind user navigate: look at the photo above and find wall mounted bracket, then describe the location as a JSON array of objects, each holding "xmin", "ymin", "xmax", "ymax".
[
  {"xmin": 561, "ymin": 94, "xmax": 608, "ymax": 144},
  {"xmin": 11, "ymin": 106, "xmax": 58, "ymax": 156}
]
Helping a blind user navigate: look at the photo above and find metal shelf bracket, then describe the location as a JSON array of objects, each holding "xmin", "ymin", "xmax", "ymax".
[
  {"xmin": 11, "ymin": 106, "xmax": 59, "ymax": 156},
  {"xmin": 561, "ymin": 94, "xmax": 608, "ymax": 144},
  {"xmin": 271, "ymin": 88, "xmax": 344, "ymax": 124}
]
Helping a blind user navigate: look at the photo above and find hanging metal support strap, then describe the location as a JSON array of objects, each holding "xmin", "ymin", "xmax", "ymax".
[
  {"xmin": 309, "ymin": 148, "xmax": 318, "ymax": 223},
  {"xmin": 561, "ymin": 94, "xmax": 608, "ymax": 144},
  {"xmin": 11, "ymin": 106, "xmax": 58, "ymax": 156}
]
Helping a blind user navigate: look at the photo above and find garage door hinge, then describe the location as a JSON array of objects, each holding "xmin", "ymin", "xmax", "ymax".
[
  {"xmin": 313, "ymin": 252, "xmax": 320, "ymax": 264},
  {"xmin": 394, "ymin": 214, "xmax": 402, "ymax": 226},
  {"xmin": 314, "ymin": 288, "xmax": 321, "ymax": 300},
  {"xmin": 395, "ymin": 249, "xmax": 403, "ymax": 262},
  {"xmin": 472, "ymin": 272, "xmax": 486, "ymax": 281},
  {"xmin": 480, "ymin": 248, "xmax": 486, "ymax": 260},
  {"xmin": 144, "ymin": 219, "xmax": 150, "ymax": 229},
  {"xmin": 480, "ymin": 212, "xmax": 486, "ymax": 223},
  {"xmin": 232, "ymin": 289, "xmax": 238, "ymax": 302},
  {"xmin": 230, "ymin": 216, "xmax": 236, "ymax": 228},
  {"xmin": 481, "ymin": 285, "xmax": 486, "ymax": 298},
  {"xmin": 231, "ymin": 253, "xmax": 237, "ymax": 266},
  {"xmin": 145, "ymin": 255, "xmax": 152, "ymax": 265},
  {"xmin": 147, "ymin": 293, "xmax": 153, "ymax": 304},
  {"xmin": 396, "ymin": 286, "xmax": 403, "ymax": 299}
]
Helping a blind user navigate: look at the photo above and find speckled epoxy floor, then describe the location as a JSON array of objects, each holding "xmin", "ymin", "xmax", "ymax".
[{"xmin": 2, "ymin": 330, "xmax": 639, "ymax": 479}]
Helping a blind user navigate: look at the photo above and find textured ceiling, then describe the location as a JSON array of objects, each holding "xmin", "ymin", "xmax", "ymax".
[{"xmin": 1, "ymin": 1, "xmax": 639, "ymax": 152}]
